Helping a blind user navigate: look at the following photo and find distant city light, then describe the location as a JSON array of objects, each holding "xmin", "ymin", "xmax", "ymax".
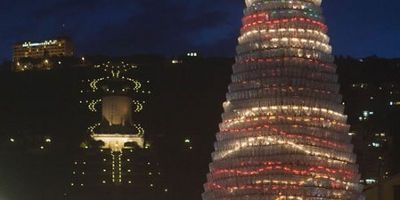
[
  {"xmin": 372, "ymin": 142, "xmax": 381, "ymax": 148},
  {"xmin": 186, "ymin": 52, "xmax": 198, "ymax": 57},
  {"xmin": 359, "ymin": 110, "xmax": 374, "ymax": 121},
  {"xmin": 363, "ymin": 111, "xmax": 373, "ymax": 117},
  {"xmin": 171, "ymin": 59, "xmax": 182, "ymax": 64},
  {"xmin": 365, "ymin": 179, "xmax": 376, "ymax": 184}
]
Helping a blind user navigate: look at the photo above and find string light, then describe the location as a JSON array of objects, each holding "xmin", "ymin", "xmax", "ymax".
[
  {"xmin": 82, "ymin": 61, "xmax": 151, "ymax": 187},
  {"xmin": 202, "ymin": 1, "xmax": 363, "ymax": 199}
]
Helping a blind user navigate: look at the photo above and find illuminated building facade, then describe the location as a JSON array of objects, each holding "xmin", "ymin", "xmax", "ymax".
[
  {"xmin": 12, "ymin": 37, "xmax": 73, "ymax": 71},
  {"xmin": 67, "ymin": 62, "xmax": 168, "ymax": 200},
  {"xmin": 203, "ymin": 0, "xmax": 364, "ymax": 199}
]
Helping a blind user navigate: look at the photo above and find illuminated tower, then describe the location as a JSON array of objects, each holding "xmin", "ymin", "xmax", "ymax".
[
  {"xmin": 203, "ymin": 1, "xmax": 364, "ymax": 199},
  {"xmin": 68, "ymin": 61, "xmax": 168, "ymax": 200}
]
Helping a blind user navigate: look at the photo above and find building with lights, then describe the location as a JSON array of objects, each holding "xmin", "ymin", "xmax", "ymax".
[
  {"xmin": 336, "ymin": 56, "xmax": 400, "ymax": 193},
  {"xmin": 363, "ymin": 173, "xmax": 400, "ymax": 200},
  {"xmin": 67, "ymin": 61, "xmax": 168, "ymax": 200},
  {"xmin": 12, "ymin": 37, "xmax": 73, "ymax": 71},
  {"xmin": 202, "ymin": 0, "xmax": 364, "ymax": 199}
]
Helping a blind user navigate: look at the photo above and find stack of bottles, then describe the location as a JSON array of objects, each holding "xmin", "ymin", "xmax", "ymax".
[{"xmin": 203, "ymin": 0, "xmax": 364, "ymax": 199}]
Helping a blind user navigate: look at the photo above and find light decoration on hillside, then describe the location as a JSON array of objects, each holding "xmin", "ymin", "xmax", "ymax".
[
  {"xmin": 202, "ymin": 0, "xmax": 364, "ymax": 199},
  {"xmin": 82, "ymin": 61, "xmax": 150, "ymax": 185}
]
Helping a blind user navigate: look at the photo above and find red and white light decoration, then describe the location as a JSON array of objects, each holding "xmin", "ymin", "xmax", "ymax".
[{"xmin": 203, "ymin": 0, "xmax": 364, "ymax": 199}]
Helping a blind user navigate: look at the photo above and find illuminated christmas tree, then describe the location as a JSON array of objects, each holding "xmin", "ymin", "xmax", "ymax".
[{"xmin": 203, "ymin": 0, "xmax": 364, "ymax": 199}]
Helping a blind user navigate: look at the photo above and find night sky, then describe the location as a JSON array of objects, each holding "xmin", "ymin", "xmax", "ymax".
[{"xmin": 1, "ymin": 0, "xmax": 399, "ymax": 61}]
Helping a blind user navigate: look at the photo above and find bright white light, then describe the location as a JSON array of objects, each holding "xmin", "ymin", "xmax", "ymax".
[
  {"xmin": 92, "ymin": 134, "xmax": 144, "ymax": 152},
  {"xmin": 372, "ymin": 142, "xmax": 380, "ymax": 148},
  {"xmin": 363, "ymin": 111, "xmax": 370, "ymax": 117},
  {"xmin": 187, "ymin": 52, "xmax": 198, "ymax": 57},
  {"xmin": 365, "ymin": 179, "xmax": 376, "ymax": 184},
  {"xmin": 22, "ymin": 40, "xmax": 58, "ymax": 47},
  {"xmin": 171, "ymin": 59, "xmax": 182, "ymax": 64}
]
